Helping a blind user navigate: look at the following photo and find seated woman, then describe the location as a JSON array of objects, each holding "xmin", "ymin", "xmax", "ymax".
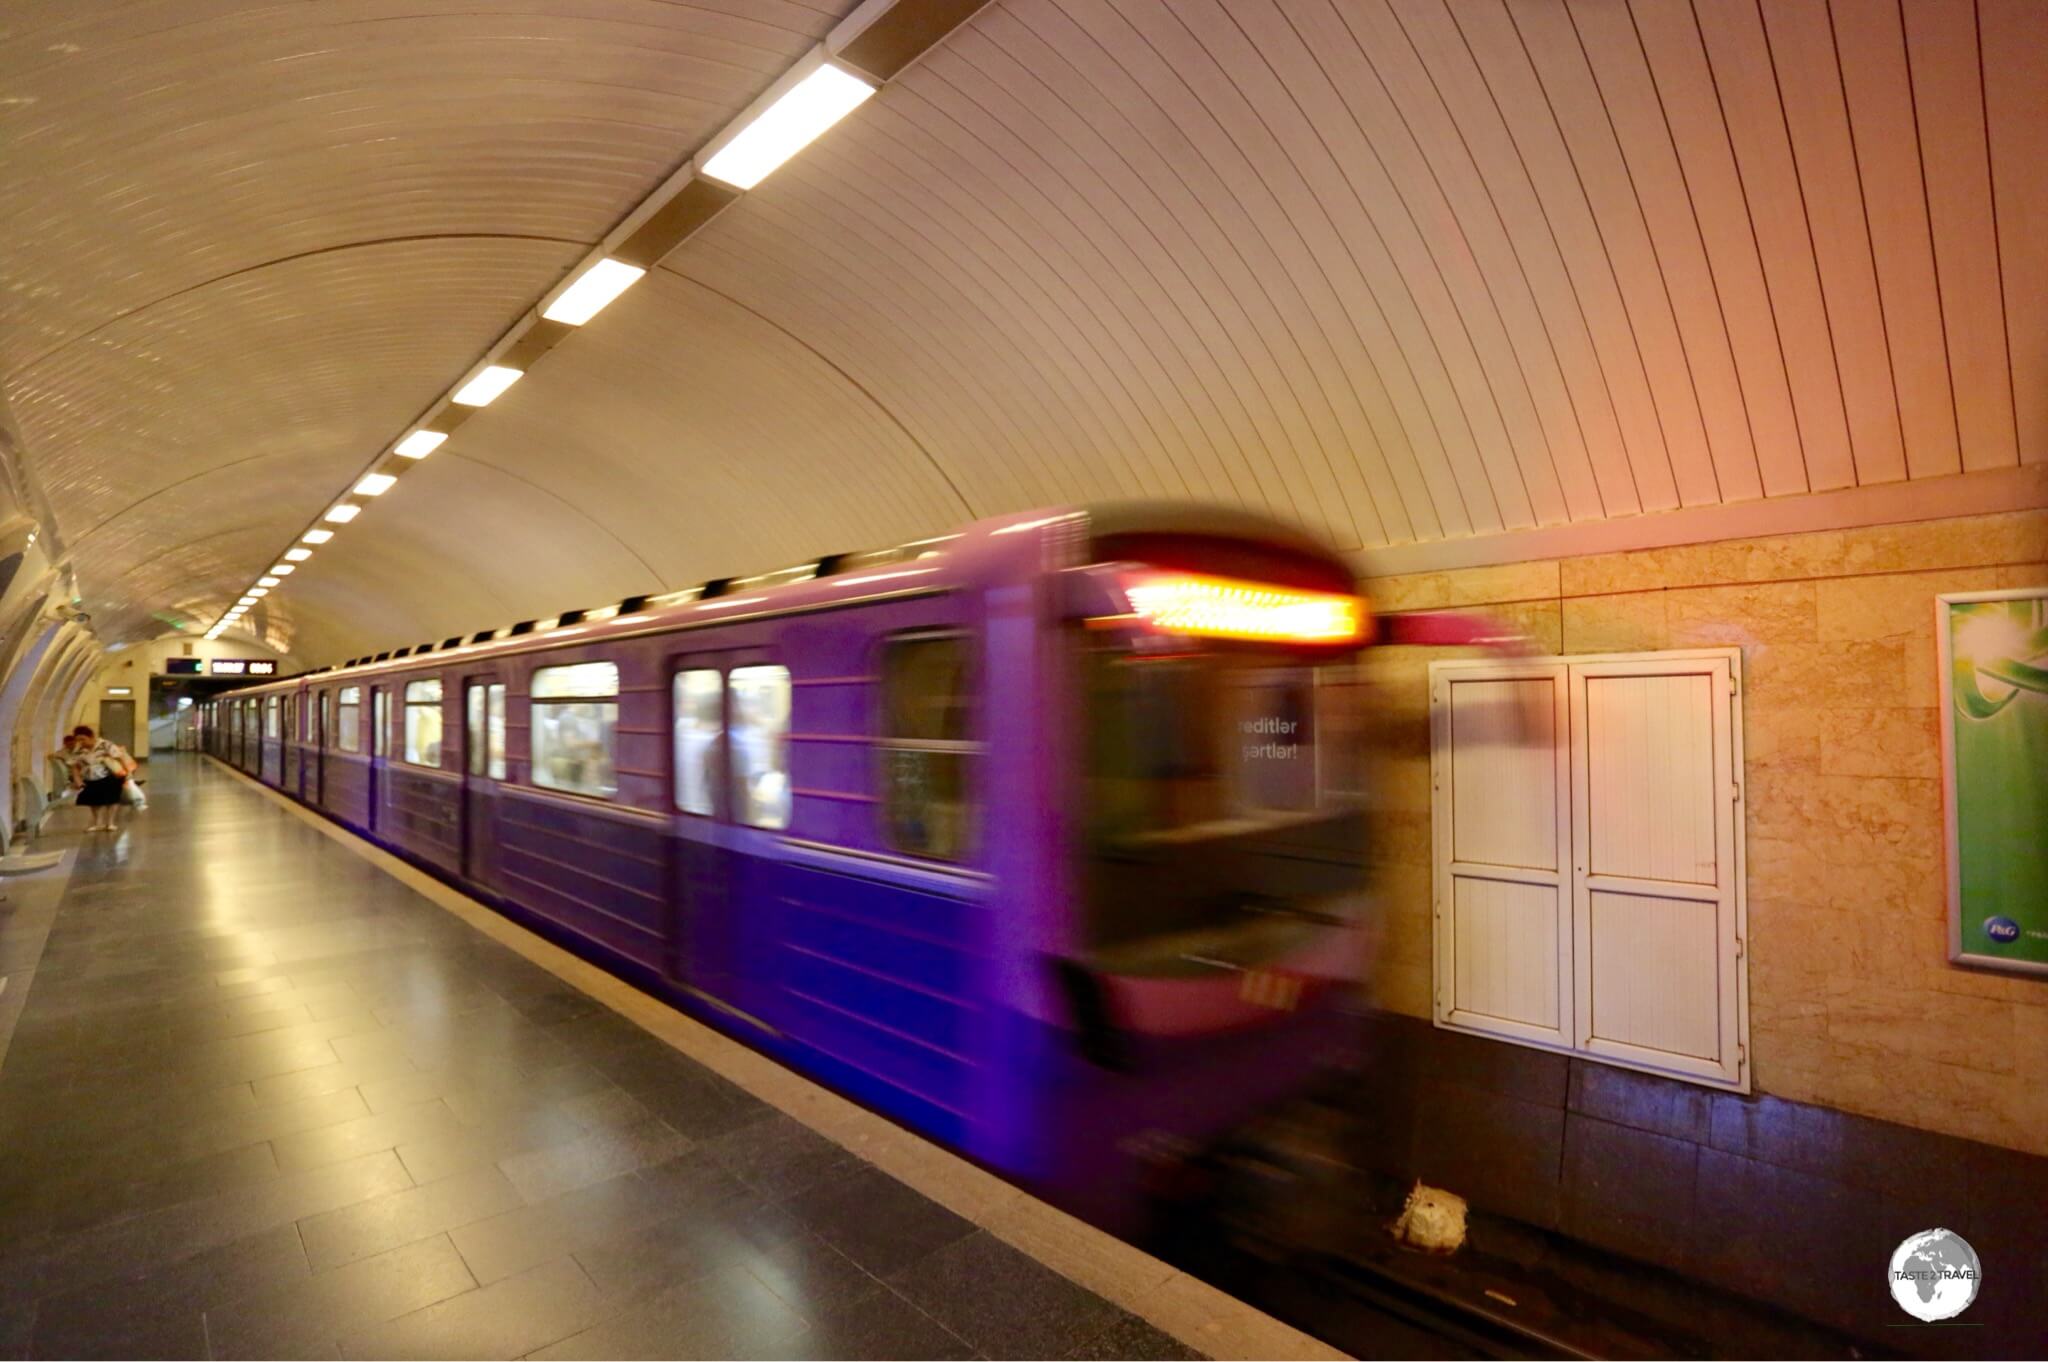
[{"xmin": 64, "ymin": 725, "xmax": 135, "ymax": 833}]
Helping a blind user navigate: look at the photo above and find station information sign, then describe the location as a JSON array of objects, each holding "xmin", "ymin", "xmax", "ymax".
[
  {"xmin": 209, "ymin": 659, "xmax": 277, "ymax": 677},
  {"xmin": 165, "ymin": 657, "xmax": 202, "ymax": 675}
]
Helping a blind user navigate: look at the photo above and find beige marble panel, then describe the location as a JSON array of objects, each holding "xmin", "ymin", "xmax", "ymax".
[
  {"xmin": 1369, "ymin": 955, "xmax": 1433, "ymax": 1021},
  {"xmin": 1745, "ymin": 766, "xmax": 1826, "ymax": 843},
  {"xmin": 1559, "ymin": 529, "xmax": 1849, "ymax": 595},
  {"xmin": 1839, "ymin": 509, "xmax": 2048, "ymax": 574},
  {"xmin": 1820, "ymin": 640, "xmax": 1910, "ymax": 707},
  {"xmin": 1371, "ymin": 807, "xmax": 1432, "ymax": 867},
  {"xmin": 1368, "ymin": 749, "xmax": 1433, "ymax": 811},
  {"xmin": 1818, "ymin": 773, "xmax": 1944, "ymax": 857},
  {"xmin": 1821, "ymin": 846, "xmax": 1945, "ymax": 919},
  {"xmin": 1559, "ymin": 592, "xmax": 1669, "ymax": 652},
  {"xmin": 1741, "ymin": 641, "xmax": 1833, "ymax": 707},
  {"xmin": 1741, "ymin": 704, "xmax": 1822, "ymax": 770},
  {"xmin": 1747, "ymin": 834, "xmax": 1832, "ymax": 906},
  {"xmin": 1815, "ymin": 568, "xmax": 2002, "ymax": 642},
  {"xmin": 1664, "ymin": 581, "xmax": 1817, "ymax": 646},
  {"xmin": 1904, "ymin": 629, "xmax": 1942, "ymax": 707},
  {"xmin": 1819, "ymin": 707, "xmax": 1941, "ymax": 777},
  {"xmin": 1364, "ymin": 559, "xmax": 1560, "ymax": 611}
]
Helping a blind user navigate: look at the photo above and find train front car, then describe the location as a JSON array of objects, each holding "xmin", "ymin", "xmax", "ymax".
[{"xmin": 1017, "ymin": 506, "xmax": 1373, "ymax": 1235}]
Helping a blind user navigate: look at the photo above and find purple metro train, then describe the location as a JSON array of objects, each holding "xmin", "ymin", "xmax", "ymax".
[{"xmin": 202, "ymin": 504, "xmax": 1379, "ymax": 1231}]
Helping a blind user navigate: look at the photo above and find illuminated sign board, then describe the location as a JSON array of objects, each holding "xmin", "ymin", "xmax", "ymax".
[
  {"xmin": 165, "ymin": 658, "xmax": 202, "ymax": 675},
  {"xmin": 209, "ymin": 659, "xmax": 278, "ymax": 677},
  {"xmin": 1120, "ymin": 572, "xmax": 1365, "ymax": 645}
]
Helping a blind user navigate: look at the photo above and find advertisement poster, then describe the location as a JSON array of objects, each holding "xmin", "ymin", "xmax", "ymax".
[{"xmin": 1938, "ymin": 589, "xmax": 2048, "ymax": 975}]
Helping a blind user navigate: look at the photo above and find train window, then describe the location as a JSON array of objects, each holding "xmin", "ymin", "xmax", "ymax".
[
  {"xmin": 264, "ymin": 696, "xmax": 280, "ymax": 740},
  {"xmin": 729, "ymin": 665, "xmax": 791, "ymax": 829},
  {"xmin": 530, "ymin": 662, "xmax": 617, "ymax": 798},
  {"xmin": 404, "ymin": 678, "xmax": 444, "ymax": 767},
  {"xmin": 336, "ymin": 686, "xmax": 362, "ymax": 752},
  {"xmin": 672, "ymin": 669, "xmax": 723, "ymax": 815},
  {"xmin": 878, "ymin": 636, "xmax": 975, "ymax": 860},
  {"xmin": 372, "ymin": 688, "xmax": 389, "ymax": 757},
  {"xmin": 487, "ymin": 684, "xmax": 507, "ymax": 780},
  {"xmin": 320, "ymin": 691, "xmax": 331, "ymax": 748}
]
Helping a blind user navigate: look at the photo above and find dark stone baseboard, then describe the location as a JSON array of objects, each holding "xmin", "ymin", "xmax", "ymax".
[{"xmin": 1344, "ymin": 1011, "xmax": 2046, "ymax": 1356}]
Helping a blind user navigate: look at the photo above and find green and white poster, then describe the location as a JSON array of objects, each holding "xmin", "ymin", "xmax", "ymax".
[{"xmin": 1939, "ymin": 590, "xmax": 2048, "ymax": 976}]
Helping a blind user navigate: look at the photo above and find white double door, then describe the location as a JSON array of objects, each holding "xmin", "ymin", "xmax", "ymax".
[{"xmin": 1429, "ymin": 649, "xmax": 1747, "ymax": 1089}]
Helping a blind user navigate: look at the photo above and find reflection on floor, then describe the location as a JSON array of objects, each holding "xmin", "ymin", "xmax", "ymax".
[{"xmin": 0, "ymin": 756, "xmax": 1202, "ymax": 1360}]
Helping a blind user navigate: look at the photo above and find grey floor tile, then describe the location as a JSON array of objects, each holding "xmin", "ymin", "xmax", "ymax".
[
  {"xmin": 391, "ymin": 1099, "xmax": 598, "ymax": 1186},
  {"xmin": 785, "ymin": 1165, "xmax": 977, "ymax": 1279},
  {"xmin": 270, "ymin": 1097, "xmax": 469, "ymax": 1173},
  {"xmin": 497, "ymin": 1116, "xmax": 692, "ymax": 1202},
  {"xmin": 887, "ymin": 1231, "xmax": 1125, "ymax": 1360},
  {"xmin": 297, "ymin": 1164, "xmax": 526, "ymax": 1271},
  {"xmin": 703, "ymin": 1112, "xmax": 865, "ymax": 1203},
  {"xmin": 337, "ymin": 1255, "xmax": 608, "ymax": 1360},
  {"xmin": 448, "ymin": 1164, "xmax": 704, "ymax": 1286},
  {"xmin": 739, "ymin": 1231, "xmax": 890, "ymax": 1317},
  {"xmin": 37, "ymin": 1149, "xmax": 413, "ymax": 1297},
  {"xmin": 41, "ymin": 1136, "xmax": 282, "ymax": 1235},
  {"xmin": 571, "ymin": 1202, "xmax": 767, "ymax": 1302},
  {"xmin": 1061, "ymin": 1313, "xmax": 1207, "ymax": 1361},
  {"xmin": 766, "ymin": 1286, "xmax": 977, "ymax": 1362},
  {"xmin": 202, "ymin": 1231, "xmax": 476, "ymax": 1359},
  {"xmin": 250, "ymin": 1049, "xmax": 419, "ymax": 1106},
  {"xmin": 31, "ymin": 1223, "xmax": 308, "ymax": 1361},
  {"xmin": 4, "ymin": 762, "xmax": 1190, "ymax": 1362},
  {"xmin": 528, "ymin": 1265, "xmax": 807, "ymax": 1361}
]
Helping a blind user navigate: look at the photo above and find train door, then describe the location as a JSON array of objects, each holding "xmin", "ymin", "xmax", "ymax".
[
  {"xmin": 367, "ymin": 686, "xmax": 388, "ymax": 833},
  {"xmin": 313, "ymin": 688, "xmax": 329, "ymax": 805},
  {"xmin": 294, "ymin": 690, "xmax": 310, "ymax": 800},
  {"xmin": 460, "ymin": 676, "xmax": 505, "ymax": 884},
  {"xmin": 665, "ymin": 647, "xmax": 753, "ymax": 1001}
]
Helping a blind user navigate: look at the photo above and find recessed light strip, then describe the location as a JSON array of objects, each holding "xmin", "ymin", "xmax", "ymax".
[{"xmin": 197, "ymin": 0, "xmax": 993, "ymax": 643}]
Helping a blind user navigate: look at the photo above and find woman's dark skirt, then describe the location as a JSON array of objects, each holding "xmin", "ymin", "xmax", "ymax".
[{"xmin": 78, "ymin": 774, "xmax": 125, "ymax": 808}]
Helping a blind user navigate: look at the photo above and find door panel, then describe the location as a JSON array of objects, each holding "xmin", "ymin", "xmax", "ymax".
[
  {"xmin": 99, "ymin": 699, "xmax": 135, "ymax": 751},
  {"xmin": 1432, "ymin": 665, "xmax": 1572, "ymax": 1048},
  {"xmin": 1570, "ymin": 658, "xmax": 1742, "ymax": 1085}
]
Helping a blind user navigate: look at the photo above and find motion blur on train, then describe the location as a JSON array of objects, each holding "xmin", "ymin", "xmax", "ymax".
[{"xmin": 204, "ymin": 503, "xmax": 1379, "ymax": 1233}]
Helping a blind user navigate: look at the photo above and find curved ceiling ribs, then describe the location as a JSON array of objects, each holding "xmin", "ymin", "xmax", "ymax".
[{"xmin": 0, "ymin": 0, "xmax": 2038, "ymax": 663}]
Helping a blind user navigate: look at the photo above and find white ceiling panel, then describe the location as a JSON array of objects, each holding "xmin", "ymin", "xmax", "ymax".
[{"xmin": 0, "ymin": 0, "xmax": 2037, "ymax": 661}]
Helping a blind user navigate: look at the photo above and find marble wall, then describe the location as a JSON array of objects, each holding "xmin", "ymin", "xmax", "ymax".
[{"xmin": 1357, "ymin": 508, "xmax": 2048, "ymax": 1157}]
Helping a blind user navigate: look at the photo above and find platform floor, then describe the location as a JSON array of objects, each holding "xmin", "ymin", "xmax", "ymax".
[{"xmin": 0, "ymin": 757, "xmax": 1212, "ymax": 1360}]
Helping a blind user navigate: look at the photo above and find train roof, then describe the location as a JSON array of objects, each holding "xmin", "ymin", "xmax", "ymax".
[{"xmin": 237, "ymin": 502, "xmax": 1357, "ymax": 688}]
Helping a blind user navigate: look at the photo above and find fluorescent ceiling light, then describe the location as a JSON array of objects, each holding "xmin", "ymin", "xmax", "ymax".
[
  {"xmin": 395, "ymin": 430, "xmax": 446, "ymax": 459},
  {"xmin": 702, "ymin": 62, "xmax": 875, "ymax": 190},
  {"xmin": 237, "ymin": 596, "xmax": 257, "ymax": 606},
  {"xmin": 354, "ymin": 473, "xmax": 397, "ymax": 497},
  {"xmin": 302, "ymin": 528, "xmax": 334, "ymax": 544},
  {"xmin": 270, "ymin": 564, "xmax": 294, "ymax": 575},
  {"xmin": 452, "ymin": 364, "xmax": 522, "ymax": 407},
  {"xmin": 257, "ymin": 577, "xmax": 280, "ymax": 588},
  {"xmin": 248, "ymin": 587, "xmax": 269, "ymax": 597},
  {"xmin": 284, "ymin": 548, "xmax": 312, "ymax": 561},
  {"xmin": 543, "ymin": 258, "xmax": 646, "ymax": 325},
  {"xmin": 324, "ymin": 503, "xmax": 361, "ymax": 523}
]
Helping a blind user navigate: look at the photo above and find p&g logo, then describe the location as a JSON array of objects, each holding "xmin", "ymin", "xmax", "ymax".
[{"xmin": 1984, "ymin": 917, "xmax": 2021, "ymax": 944}]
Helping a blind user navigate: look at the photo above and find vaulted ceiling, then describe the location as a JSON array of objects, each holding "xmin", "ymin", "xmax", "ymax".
[{"xmin": 2, "ymin": 0, "xmax": 2041, "ymax": 664}]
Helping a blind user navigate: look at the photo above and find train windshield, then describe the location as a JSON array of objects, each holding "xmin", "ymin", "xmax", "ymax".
[{"xmin": 1081, "ymin": 644, "xmax": 1366, "ymax": 956}]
